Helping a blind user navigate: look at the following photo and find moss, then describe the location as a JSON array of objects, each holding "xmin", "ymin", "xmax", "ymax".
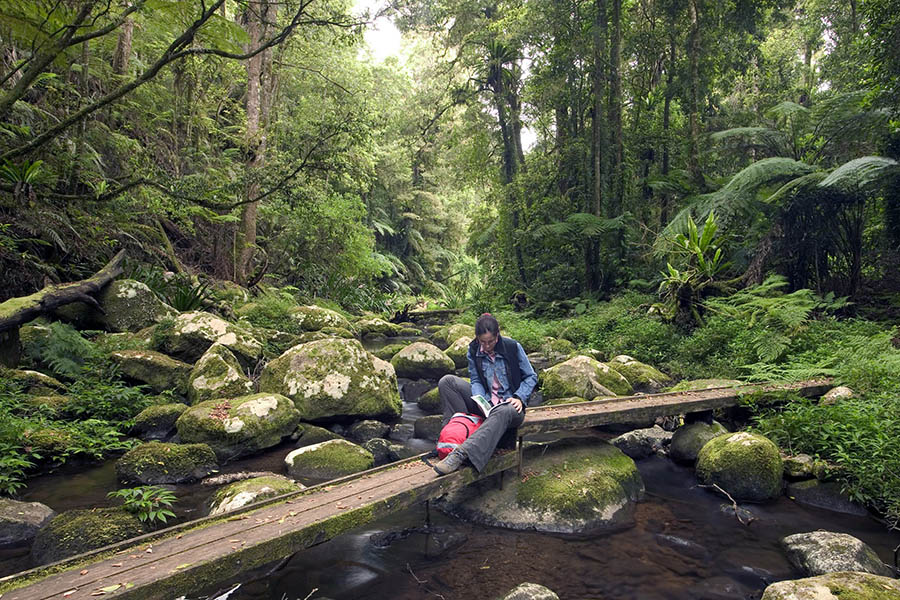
[
  {"xmin": 417, "ymin": 386, "xmax": 441, "ymax": 412},
  {"xmin": 667, "ymin": 378, "xmax": 743, "ymax": 392},
  {"xmin": 111, "ymin": 350, "xmax": 192, "ymax": 395},
  {"xmin": 371, "ymin": 343, "xmax": 409, "ymax": 360},
  {"xmin": 355, "ymin": 317, "xmax": 403, "ymax": 337},
  {"xmin": 116, "ymin": 441, "xmax": 218, "ymax": 484},
  {"xmin": 433, "ymin": 323, "xmax": 475, "ymax": 347},
  {"xmin": 188, "ymin": 344, "xmax": 254, "ymax": 404},
  {"xmin": 208, "ymin": 475, "xmax": 299, "ymax": 515},
  {"xmin": 540, "ymin": 355, "xmax": 632, "ymax": 399},
  {"xmin": 390, "ymin": 342, "xmax": 455, "ymax": 379},
  {"xmin": 22, "ymin": 427, "xmax": 74, "ymax": 455},
  {"xmin": 760, "ymin": 572, "xmax": 900, "ymax": 600},
  {"xmin": 30, "ymin": 508, "xmax": 148, "ymax": 565},
  {"xmin": 285, "ymin": 439, "xmax": 374, "ymax": 479},
  {"xmin": 696, "ymin": 432, "xmax": 783, "ymax": 502},
  {"xmin": 295, "ymin": 423, "xmax": 343, "ymax": 446},
  {"xmin": 133, "ymin": 402, "xmax": 189, "ymax": 435}
]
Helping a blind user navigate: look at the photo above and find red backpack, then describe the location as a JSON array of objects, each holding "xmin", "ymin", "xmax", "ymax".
[{"xmin": 436, "ymin": 413, "xmax": 483, "ymax": 459}]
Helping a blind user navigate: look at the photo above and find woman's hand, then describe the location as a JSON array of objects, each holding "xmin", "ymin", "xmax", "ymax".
[{"xmin": 509, "ymin": 396, "xmax": 524, "ymax": 413}]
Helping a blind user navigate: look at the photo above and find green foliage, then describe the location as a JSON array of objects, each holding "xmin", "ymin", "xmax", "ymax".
[
  {"xmin": 65, "ymin": 374, "xmax": 151, "ymax": 422},
  {"xmin": 127, "ymin": 266, "xmax": 212, "ymax": 311},
  {"xmin": 107, "ymin": 485, "xmax": 177, "ymax": 525},
  {"xmin": 236, "ymin": 290, "xmax": 299, "ymax": 331},
  {"xmin": 23, "ymin": 322, "xmax": 99, "ymax": 379},
  {"xmin": 0, "ymin": 442, "xmax": 36, "ymax": 496}
]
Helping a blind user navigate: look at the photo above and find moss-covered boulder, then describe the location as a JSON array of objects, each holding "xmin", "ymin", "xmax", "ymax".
[
  {"xmin": 445, "ymin": 336, "xmax": 471, "ymax": 369},
  {"xmin": 3, "ymin": 368, "xmax": 65, "ymax": 395},
  {"xmin": 294, "ymin": 423, "xmax": 343, "ymax": 447},
  {"xmin": 284, "ymin": 439, "xmax": 374, "ymax": 480},
  {"xmin": 390, "ymin": 342, "xmax": 455, "ymax": 380},
  {"xmin": 371, "ymin": 343, "xmax": 410, "ymax": 361},
  {"xmin": 437, "ymin": 438, "xmax": 643, "ymax": 534},
  {"xmin": 176, "ymin": 393, "xmax": 300, "ymax": 461},
  {"xmin": 95, "ymin": 279, "xmax": 177, "ymax": 333},
  {"xmin": 760, "ymin": 572, "xmax": 900, "ymax": 600},
  {"xmin": 782, "ymin": 531, "xmax": 894, "ymax": 577},
  {"xmin": 540, "ymin": 355, "xmax": 632, "ymax": 400},
  {"xmin": 0, "ymin": 498, "xmax": 55, "ymax": 547},
  {"xmin": 346, "ymin": 420, "xmax": 391, "ymax": 444},
  {"xmin": 207, "ymin": 474, "xmax": 301, "ymax": 516},
  {"xmin": 432, "ymin": 323, "xmax": 475, "ymax": 347},
  {"xmin": 94, "ymin": 330, "xmax": 154, "ymax": 354},
  {"xmin": 21, "ymin": 394, "xmax": 74, "ymax": 417},
  {"xmin": 606, "ymin": 355, "xmax": 672, "ymax": 393},
  {"xmin": 116, "ymin": 441, "xmax": 218, "ymax": 484},
  {"xmin": 289, "ymin": 305, "xmax": 354, "ymax": 333},
  {"xmin": 356, "ymin": 317, "xmax": 403, "ymax": 337},
  {"xmin": 417, "ymin": 386, "xmax": 441, "ymax": 413},
  {"xmin": 500, "ymin": 583, "xmax": 560, "ymax": 600},
  {"xmin": 259, "ymin": 338, "xmax": 401, "ymax": 422},
  {"xmin": 110, "ymin": 350, "xmax": 191, "ymax": 395},
  {"xmin": 363, "ymin": 437, "xmax": 409, "ymax": 466},
  {"xmin": 667, "ymin": 379, "xmax": 743, "ymax": 392},
  {"xmin": 414, "ymin": 415, "xmax": 443, "ymax": 441},
  {"xmin": 158, "ymin": 311, "xmax": 263, "ymax": 365},
  {"xmin": 132, "ymin": 402, "xmax": 189, "ymax": 440},
  {"xmin": 21, "ymin": 427, "xmax": 74, "ymax": 456},
  {"xmin": 669, "ymin": 421, "xmax": 729, "ymax": 463},
  {"xmin": 31, "ymin": 508, "xmax": 148, "ymax": 565},
  {"xmin": 696, "ymin": 432, "xmax": 783, "ymax": 502},
  {"xmin": 612, "ymin": 425, "xmax": 672, "ymax": 459},
  {"xmin": 187, "ymin": 343, "xmax": 254, "ymax": 405}
]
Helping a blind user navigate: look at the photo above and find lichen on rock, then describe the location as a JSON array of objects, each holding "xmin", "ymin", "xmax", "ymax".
[
  {"xmin": 188, "ymin": 343, "xmax": 254, "ymax": 405},
  {"xmin": 696, "ymin": 432, "xmax": 783, "ymax": 502},
  {"xmin": 760, "ymin": 571, "xmax": 900, "ymax": 600},
  {"xmin": 444, "ymin": 336, "xmax": 471, "ymax": 369},
  {"xmin": 781, "ymin": 531, "xmax": 894, "ymax": 577},
  {"xmin": 110, "ymin": 349, "xmax": 192, "ymax": 395},
  {"xmin": 606, "ymin": 355, "xmax": 672, "ymax": 393},
  {"xmin": 97, "ymin": 279, "xmax": 177, "ymax": 333},
  {"xmin": 540, "ymin": 355, "xmax": 633, "ymax": 400},
  {"xmin": 355, "ymin": 317, "xmax": 403, "ymax": 337},
  {"xmin": 432, "ymin": 323, "xmax": 475, "ymax": 348},
  {"xmin": 207, "ymin": 474, "xmax": 301, "ymax": 516},
  {"xmin": 284, "ymin": 439, "xmax": 374, "ymax": 480},
  {"xmin": 157, "ymin": 311, "xmax": 263, "ymax": 365},
  {"xmin": 116, "ymin": 441, "xmax": 218, "ymax": 484},
  {"xmin": 390, "ymin": 342, "xmax": 455, "ymax": 380}
]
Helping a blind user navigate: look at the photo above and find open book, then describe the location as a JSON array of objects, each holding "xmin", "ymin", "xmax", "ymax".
[{"xmin": 470, "ymin": 394, "xmax": 509, "ymax": 418}]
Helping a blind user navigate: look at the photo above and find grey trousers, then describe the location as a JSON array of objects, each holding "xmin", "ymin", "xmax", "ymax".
[{"xmin": 438, "ymin": 374, "xmax": 525, "ymax": 472}]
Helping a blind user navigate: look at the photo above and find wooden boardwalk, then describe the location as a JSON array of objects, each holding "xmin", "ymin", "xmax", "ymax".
[{"xmin": 0, "ymin": 379, "xmax": 831, "ymax": 600}]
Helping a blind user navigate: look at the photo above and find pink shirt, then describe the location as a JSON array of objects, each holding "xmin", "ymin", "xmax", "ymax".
[{"xmin": 480, "ymin": 344, "xmax": 503, "ymax": 405}]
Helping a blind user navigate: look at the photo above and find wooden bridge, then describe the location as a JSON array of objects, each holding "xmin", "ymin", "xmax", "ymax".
[{"xmin": 0, "ymin": 379, "xmax": 831, "ymax": 600}]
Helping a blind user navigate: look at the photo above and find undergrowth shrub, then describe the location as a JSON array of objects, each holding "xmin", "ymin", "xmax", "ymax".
[
  {"xmin": 22, "ymin": 322, "xmax": 99, "ymax": 379},
  {"xmin": 235, "ymin": 291, "xmax": 299, "ymax": 331}
]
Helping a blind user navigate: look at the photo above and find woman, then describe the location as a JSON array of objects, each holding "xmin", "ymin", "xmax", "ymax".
[{"xmin": 433, "ymin": 313, "xmax": 538, "ymax": 475}]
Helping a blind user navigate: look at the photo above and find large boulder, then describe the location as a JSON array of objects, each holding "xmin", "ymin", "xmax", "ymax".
[
  {"xmin": 390, "ymin": 342, "xmax": 455, "ymax": 380},
  {"xmin": 371, "ymin": 342, "xmax": 410, "ymax": 360},
  {"xmin": 785, "ymin": 480, "xmax": 868, "ymax": 516},
  {"xmin": 188, "ymin": 343, "xmax": 254, "ymax": 405},
  {"xmin": 606, "ymin": 355, "xmax": 672, "ymax": 393},
  {"xmin": 541, "ymin": 355, "xmax": 632, "ymax": 400},
  {"xmin": 157, "ymin": 311, "xmax": 263, "ymax": 365},
  {"xmin": 207, "ymin": 474, "xmax": 301, "ymax": 516},
  {"xmin": 284, "ymin": 439, "xmax": 374, "ymax": 480},
  {"xmin": 294, "ymin": 423, "xmax": 343, "ymax": 448},
  {"xmin": 437, "ymin": 438, "xmax": 644, "ymax": 534},
  {"xmin": 612, "ymin": 425, "xmax": 672, "ymax": 459},
  {"xmin": 417, "ymin": 386, "xmax": 441, "ymax": 413},
  {"xmin": 116, "ymin": 441, "xmax": 218, "ymax": 484},
  {"xmin": 781, "ymin": 531, "xmax": 894, "ymax": 577},
  {"xmin": 761, "ymin": 572, "xmax": 900, "ymax": 600},
  {"xmin": 356, "ymin": 317, "xmax": 403, "ymax": 337},
  {"xmin": 259, "ymin": 338, "xmax": 401, "ymax": 422},
  {"xmin": 696, "ymin": 432, "xmax": 783, "ymax": 502},
  {"xmin": 176, "ymin": 393, "xmax": 300, "ymax": 461},
  {"xmin": 289, "ymin": 305, "xmax": 354, "ymax": 333},
  {"xmin": 110, "ymin": 350, "xmax": 191, "ymax": 395},
  {"xmin": 132, "ymin": 402, "xmax": 189, "ymax": 440},
  {"xmin": 500, "ymin": 583, "xmax": 560, "ymax": 600},
  {"xmin": 432, "ymin": 323, "xmax": 475, "ymax": 347},
  {"xmin": 3, "ymin": 369, "xmax": 65, "ymax": 395},
  {"xmin": 346, "ymin": 420, "xmax": 391, "ymax": 444},
  {"xmin": 0, "ymin": 499, "xmax": 55, "ymax": 547},
  {"xmin": 444, "ymin": 336, "xmax": 471, "ymax": 369},
  {"xmin": 669, "ymin": 421, "xmax": 729, "ymax": 463},
  {"xmin": 31, "ymin": 508, "xmax": 148, "ymax": 565},
  {"xmin": 97, "ymin": 279, "xmax": 176, "ymax": 333},
  {"xmin": 414, "ymin": 415, "xmax": 443, "ymax": 441}
]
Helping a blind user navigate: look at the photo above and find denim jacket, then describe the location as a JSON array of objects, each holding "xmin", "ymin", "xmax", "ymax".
[{"xmin": 467, "ymin": 336, "xmax": 538, "ymax": 404}]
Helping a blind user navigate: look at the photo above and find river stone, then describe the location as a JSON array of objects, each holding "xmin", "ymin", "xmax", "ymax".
[
  {"xmin": 417, "ymin": 386, "xmax": 441, "ymax": 413},
  {"xmin": 97, "ymin": 279, "xmax": 177, "ymax": 333},
  {"xmin": 437, "ymin": 438, "xmax": 644, "ymax": 534},
  {"xmin": 391, "ymin": 342, "xmax": 455, "ymax": 380},
  {"xmin": 207, "ymin": 475, "xmax": 301, "ymax": 516},
  {"xmin": 445, "ymin": 336, "xmax": 471, "ymax": 369},
  {"xmin": 667, "ymin": 379, "xmax": 744, "ymax": 392},
  {"xmin": 612, "ymin": 425, "xmax": 672, "ymax": 459},
  {"xmin": 110, "ymin": 350, "xmax": 191, "ymax": 395},
  {"xmin": 786, "ymin": 480, "xmax": 869, "ymax": 516},
  {"xmin": 541, "ymin": 355, "xmax": 632, "ymax": 400},
  {"xmin": 158, "ymin": 311, "xmax": 263, "ymax": 366},
  {"xmin": 31, "ymin": 508, "xmax": 148, "ymax": 565},
  {"xmin": 372, "ymin": 343, "xmax": 409, "ymax": 360},
  {"xmin": 295, "ymin": 423, "xmax": 343, "ymax": 447},
  {"xmin": 258, "ymin": 338, "xmax": 401, "ymax": 422},
  {"xmin": 176, "ymin": 393, "xmax": 300, "ymax": 461},
  {"xmin": 669, "ymin": 421, "xmax": 729, "ymax": 462},
  {"xmin": 821, "ymin": 386, "xmax": 854, "ymax": 405},
  {"xmin": 606, "ymin": 355, "xmax": 672, "ymax": 393},
  {"xmin": 363, "ymin": 437, "xmax": 408, "ymax": 466},
  {"xmin": 284, "ymin": 439, "xmax": 374, "ymax": 480},
  {"xmin": 782, "ymin": 453, "xmax": 819, "ymax": 479},
  {"xmin": 289, "ymin": 305, "xmax": 354, "ymax": 333},
  {"xmin": 414, "ymin": 415, "xmax": 443, "ymax": 441},
  {"xmin": 132, "ymin": 402, "xmax": 189, "ymax": 440},
  {"xmin": 761, "ymin": 571, "xmax": 900, "ymax": 600},
  {"xmin": 116, "ymin": 441, "xmax": 218, "ymax": 484},
  {"xmin": 432, "ymin": 323, "xmax": 475, "ymax": 348},
  {"xmin": 356, "ymin": 317, "xmax": 403, "ymax": 337},
  {"xmin": 0, "ymin": 499, "xmax": 55, "ymax": 547},
  {"xmin": 3, "ymin": 369, "xmax": 65, "ymax": 395},
  {"xmin": 782, "ymin": 531, "xmax": 894, "ymax": 577},
  {"xmin": 389, "ymin": 423, "xmax": 415, "ymax": 442},
  {"xmin": 347, "ymin": 420, "xmax": 391, "ymax": 443},
  {"xmin": 696, "ymin": 432, "xmax": 783, "ymax": 502},
  {"xmin": 500, "ymin": 583, "xmax": 560, "ymax": 600},
  {"xmin": 22, "ymin": 427, "xmax": 74, "ymax": 456},
  {"xmin": 188, "ymin": 343, "xmax": 254, "ymax": 405}
]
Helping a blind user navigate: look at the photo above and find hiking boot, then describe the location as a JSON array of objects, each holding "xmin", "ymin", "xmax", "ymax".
[{"xmin": 433, "ymin": 449, "xmax": 467, "ymax": 476}]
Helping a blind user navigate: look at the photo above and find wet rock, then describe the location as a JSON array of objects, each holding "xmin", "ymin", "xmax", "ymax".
[
  {"xmin": 540, "ymin": 355, "xmax": 632, "ymax": 400},
  {"xmin": 0, "ymin": 499, "xmax": 55, "ymax": 547},
  {"xmin": 187, "ymin": 343, "xmax": 254, "ymax": 405},
  {"xmin": 259, "ymin": 338, "xmax": 401, "ymax": 422},
  {"xmin": 158, "ymin": 311, "xmax": 263, "ymax": 366},
  {"xmin": 606, "ymin": 355, "xmax": 673, "ymax": 393},
  {"xmin": 444, "ymin": 336, "xmax": 470, "ymax": 369},
  {"xmin": 500, "ymin": 583, "xmax": 560, "ymax": 600},
  {"xmin": 363, "ymin": 437, "xmax": 408, "ymax": 466},
  {"xmin": 202, "ymin": 471, "xmax": 278, "ymax": 486},
  {"xmin": 696, "ymin": 432, "xmax": 783, "ymax": 502},
  {"xmin": 669, "ymin": 421, "xmax": 729, "ymax": 463},
  {"xmin": 31, "ymin": 508, "xmax": 148, "ymax": 565},
  {"xmin": 655, "ymin": 533, "xmax": 709, "ymax": 560},
  {"xmin": 389, "ymin": 423, "xmax": 415, "ymax": 442},
  {"xmin": 413, "ymin": 415, "xmax": 443, "ymax": 441},
  {"xmin": 176, "ymin": 393, "xmax": 300, "ymax": 461},
  {"xmin": 399, "ymin": 378, "xmax": 433, "ymax": 404},
  {"xmin": 761, "ymin": 571, "xmax": 900, "ymax": 600},
  {"xmin": 786, "ymin": 480, "xmax": 868, "ymax": 516},
  {"xmin": 295, "ymin": 423, "xmax": 343, "ymax": 447},
  {"xmin": 347, "ymin": 420, "xmax": 391, "ymax": 444},
  {"xmin": 432, "ymin": 323, "xmax": 475, "ymax": 348},
  {"xmin": 110, "ymin": 350, "xmax": 191, "ymax": 395},
  {"xmin": 417, "ymin": 386, "xmax": 441, "ymax": 413},
  {"xmin": 355, "ymin": 317, "xmax": 402, "ymax": 337},
  {"xmin": 116, "ymin": 441, "xmax": 218, "ymax": 484},
  {"xmin": 284, "ymin": 439, "xmax": 373, "ymax": 480},
  {"xmin": 667, "ymin": 379, "xmax": 743, "ymax": 392},
  {"xmin": 718, "ymin": 503, "xmax": 760, "ymax": 524},
  {"xmin": 97, "ymin": 279, "xmax": 176, "ymax": 333},
  {"xmin": 207, "ymin": 474, "xmax": 301, "ymax": 516},
  {"xmin": 821, "ymin": 386, "xmax": 854, "ymax": 405},
  {"xmin": 612, "ymin": 425, "xmax": 672, "ymax": 459},
  {"xmin": 782, "ymin": 531, "xmax": 894, "ymax": 577},
  {"xmin": 782, "ymin": 453, "xmax": 819, "ymax": 479},
  {"xmin": 132, "ymin": 402, "xmax": 189, "ymax": 440},
  {"xmin": 391, "ymin": 342, "xmax": 455, "ymax": 380}
]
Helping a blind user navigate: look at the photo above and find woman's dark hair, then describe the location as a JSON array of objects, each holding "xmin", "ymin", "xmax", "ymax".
[{"xmin": 475, "ymin": 313, "xmax": 500, "ymax": 337}]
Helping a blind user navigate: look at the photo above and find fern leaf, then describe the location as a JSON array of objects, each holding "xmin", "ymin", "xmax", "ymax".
[{"xmin": 818, "ymin": 156, "xmax": 900, "ymax": 192}]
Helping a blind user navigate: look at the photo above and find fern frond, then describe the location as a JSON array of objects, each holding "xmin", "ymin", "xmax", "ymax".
[
  {"xmin": 818, "ymin": 156, "xmax": 900, "ymax": 192},
  {"xmin": 722, "ymin": 157, "xmax": 816, "ymax": 194}
]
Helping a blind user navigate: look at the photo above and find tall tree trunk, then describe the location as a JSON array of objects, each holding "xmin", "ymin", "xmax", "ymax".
[
  {"xmin": 112, "ymin": 13, "xmax": 134, "ymax": 75},
  {"xmin": 68, "ymin": 40, "xmax": 90, "ymax": 194},
  {"xmin": 660, "ymin": 29, "xmax": 676, "ymax": 229},
  {"xmin": 686, "ymin": 0, "xmax": 704, "ymax": 188},
  {"xmin": 607, "ymin": 0, "xmax": 623, "ymax": 270},
  {"xmin": 589, "ymin": 0, "xmax": 608, "ymax": 292}
]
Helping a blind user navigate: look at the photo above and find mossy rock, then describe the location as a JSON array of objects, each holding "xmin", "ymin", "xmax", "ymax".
[
  {"xmin": 355, "ymin": 317, "xmax": 403, "ymax": 337},
  {"xmin": 667, "ymin": 379, "xmax": 743, "ymax": 392},
  {"xmin": 259, "ymin": 338, "xmax": 401, "ymax": 422},
  {"xmin": 399, "ymin": 326, "xmax": 421, "ymax": 337},
  {"xmin": 207, "ymin": 475, "xmax": 301, "ymax": 516},
  {"xmin": 289, "ymin": 305, "xmax": 354, "ymax": 333},
  {"xmin": 445, "ymin": 336, "xmax": 471, "ymax": 369},
  {"xmin": 346, "ymin": 420, "xmax": 391, "ymax": 444},
  {"xmin": 0, "ymin": 498, "xmax": 55, "ymax": 547},
  {"xmin": 31, "ymin": 508, "xmax": 149, "ymax": 565},
  {"xmin": 295, "ymin": 423, "xmax": 343, "ymax": 447},
  {"xmin": 362, "ymin": 437, "xmax": 409, "ymax": 466},
  {"xmin": 417, "ymin": 386, "xmax": 441, "ymax": 413},
  {"xmin": 93, "ymin": 330, "xmax": 154, "ymax": 354},
  {"xmin": 157, "ymin": 311, "xmax": 263, "ymax": 366},
  {"xmin": 542, "ymin": 337, "xmax": 576, "ymax": 356},
  {"xmin": 21, "ymin": 394, "xmax": 74, "ymax": 417},
  {"xmin": 390, "ymin": 342, "xmax": 455, "ymax": 380},
  {"xmin": 3, "ymin": 368, "xmax": 65, "ymax": 395},
  {"xmin": 413, "ymin": 415, "xmax": 443, "ymax": 441},
  {"xmin": 110, "ymin": 350, "xmax": 192, "ymax": 395},
  {"xmin": 176, "ymin": 393, "xmax": 300, "ymax": 461},
  {"xmin": 21, "ymin": 427, "xmax": 73, "ymax": 456},
  {"xmin": 782, "ymin": 531, "xmax": 894, "ymax": 577},
  {"xmin": 132, "ymin": 402, "xmax": 189, "ymax": 440},
  {"xmin": 606, "ymin": 355, "xmax": 673, "ymax": 393},
  {"xmin": 207, "ymin": 280, "xmax": 251, "ymax": 306},
  {"xmin": 432, "ymin": 323, "xmax": 475, "ymax": 347},
  {"xmin": 760, "ymin": 571, "xmax": 900, "ymax": 600},
  {"xmin": 97, "ymin": 279, "xmax": 177, "ymax": 333},
  {"xmin": 437, "ymin": 438, "xmax": 644, "ymax": 534},
  {"xmin": 540, "ymin": 355, "xmax": 632, "ymax": 400},
  {"xmin": 319, "ymin": 326, "xmax": 355, "ymax": 339},
  {"xmin": 696, "ymin": 432, "xmax": 783, "ymax": 502},
  {"xmin": 782, "ymin": 453, "xmax": 819, "ymax": 479},
  {"xmin": 669, "ymin": 421, "xmax": 728, "ymax": 463},
  {"xmin": 116, "ymin": 441, "xmax": 218, "ymax": 484},
  {"xmin": 284, "ymin": 439, "xmax": 374, "ymax": 480},
  {"xmin": 187, "ymin": 343, "xmax": 254, "ymax": 405},
  {"xmin": 371, "ymin": 343, "xmax": 410, "ymax": 361}
]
